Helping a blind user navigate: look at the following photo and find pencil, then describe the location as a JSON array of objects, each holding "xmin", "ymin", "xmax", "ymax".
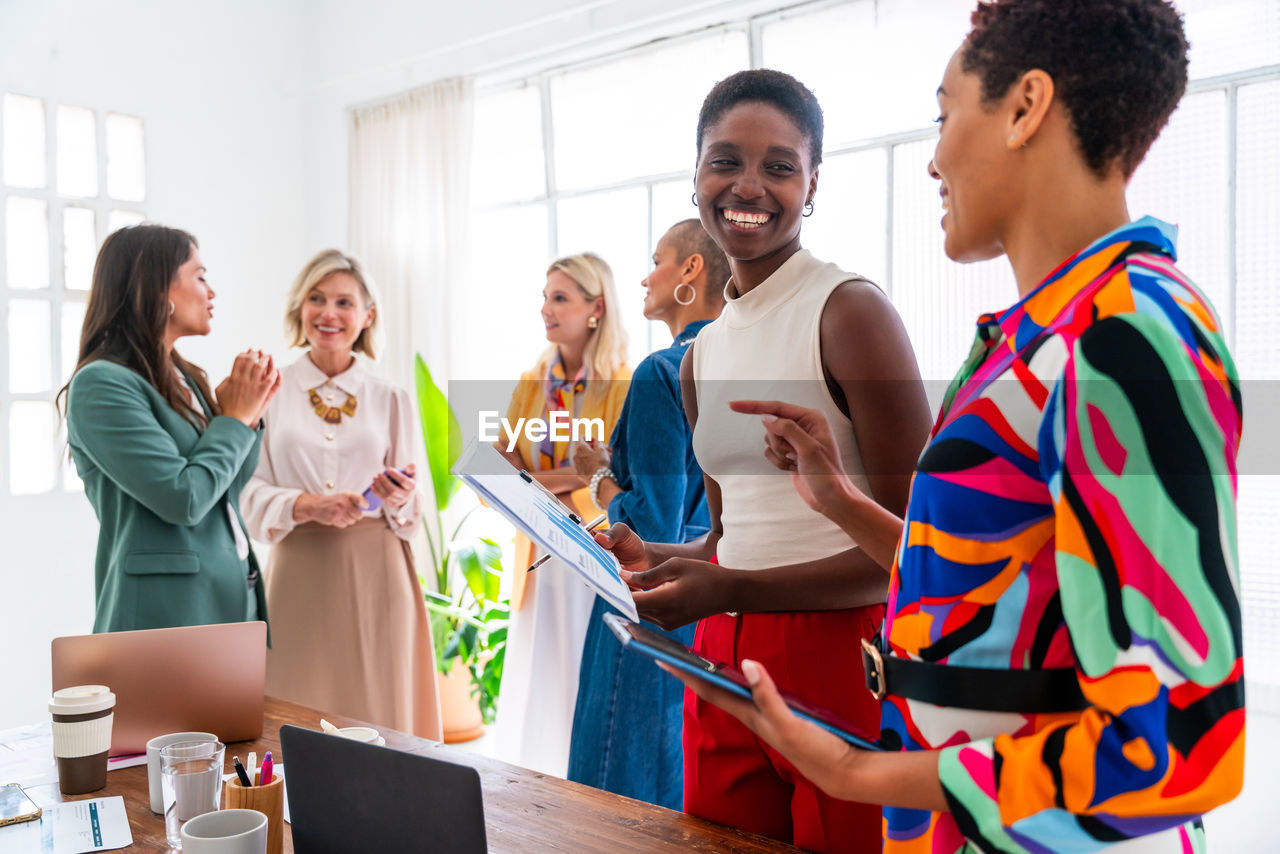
[{"xmin": 527, "ymin": 513, "xmax": 608, "ymax": 572}]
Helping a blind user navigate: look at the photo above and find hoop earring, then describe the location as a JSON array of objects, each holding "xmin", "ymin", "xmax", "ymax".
[
  {"xmin": 803, "ymin": 201, "xmax": 815, "ymax": 217},
  {"xmin": 674, "ymin": 282, "xmax": 697, "ymax": 306},
  {"xmin": 587, "ymin": 316, "xmax": 599, "ymax": 330},
  {"xmin": 169, "ymin": 299, "xmax": 176, "ymax": 316},
  {"xmin": 690, "ymin": 192, "xmax": 698, "ymax": 208}
]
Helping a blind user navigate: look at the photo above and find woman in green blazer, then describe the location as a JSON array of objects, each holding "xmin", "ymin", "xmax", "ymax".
[{"xmin": 59, "ymin": 225, "xmax": 281, "ymax": 632}]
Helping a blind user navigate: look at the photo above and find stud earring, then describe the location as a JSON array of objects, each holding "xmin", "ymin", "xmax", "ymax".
[{"xmin": 587, "ymin": 316, "xmax": 599, "ymax": 330}]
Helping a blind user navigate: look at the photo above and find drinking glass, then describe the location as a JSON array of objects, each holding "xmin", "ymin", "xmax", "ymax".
[{"xmin": 161, "ymin": 739, "xmax": 225, "ymax": 848}]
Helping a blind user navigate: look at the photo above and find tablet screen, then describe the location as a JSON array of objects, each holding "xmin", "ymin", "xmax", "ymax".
[{"xmin": 604, "ymin": 614, "xmax": 883, "ymax": 751}]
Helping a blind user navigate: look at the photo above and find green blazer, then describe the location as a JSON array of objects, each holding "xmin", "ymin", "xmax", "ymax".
[{"xmin": 67, "ymin": 359, "xmax": 268, "ymax": 633}]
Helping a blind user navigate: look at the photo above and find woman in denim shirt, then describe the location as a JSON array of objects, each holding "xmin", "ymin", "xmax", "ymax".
[{"xmin": 567, "ymin": 219, "xmax": 728, "ymax": 808}]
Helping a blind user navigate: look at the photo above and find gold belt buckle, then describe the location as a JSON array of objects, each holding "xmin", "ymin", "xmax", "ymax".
[{"xmin": 861, "ymin": 638, "xmax": 886, "ymax": 700}]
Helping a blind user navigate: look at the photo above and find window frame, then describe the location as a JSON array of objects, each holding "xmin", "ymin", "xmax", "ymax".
[{"xmin": 1, "ymin": 95, "xmax": 147, "ymax": 495}]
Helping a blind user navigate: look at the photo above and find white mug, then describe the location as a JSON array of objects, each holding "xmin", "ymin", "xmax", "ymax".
[
  {"xmin": 146, "ymin": 731, "xmax": 217, "ymax": 814},
  {"xmin": 180, "ymin": 809, "xmax": 267, "ymax": 854},
  {"xmin": 335, "ymin": 726, "xmax": 382, "ymax": 745}
]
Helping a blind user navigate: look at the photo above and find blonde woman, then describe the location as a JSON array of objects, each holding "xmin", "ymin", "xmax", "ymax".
[
  {"xmin": 241, "ymin": 249, "xmax": 441, "ymax": 739},
  {"xmin": 494, "ymin": 252, "xmax": 631, "ymax": 776}
]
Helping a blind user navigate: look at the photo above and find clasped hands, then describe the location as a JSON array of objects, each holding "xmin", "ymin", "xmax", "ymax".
[{"xmin": 216, "ymin": 349, "xmax": 281, "ymax": 427}]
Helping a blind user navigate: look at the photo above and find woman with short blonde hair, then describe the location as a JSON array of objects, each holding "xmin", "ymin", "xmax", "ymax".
[
  {"xmin": 241, "ymin": 248, "xmax": 441, "ymax": 740},
  {"xmin": 283, "ymin": 249, "xmax": 383, "ymax": 358}
]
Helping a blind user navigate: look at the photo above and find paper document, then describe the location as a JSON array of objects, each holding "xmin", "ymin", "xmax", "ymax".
[
  {"xmin": 0, "ymin": 724, "xmax": 144, "ymax": 791},
  {"xmin": 453, "ymin": 441, "xmax": 639, "ymax": 621},
  {"xmin": 0, "ymin": 796, "xmax": 132, "ymax": 853}
]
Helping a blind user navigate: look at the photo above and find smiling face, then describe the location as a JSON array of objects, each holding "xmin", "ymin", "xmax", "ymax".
[
  {"xmin": 166, "ymin": 244, "xmax": 214, "ymax": 339},
  {"xmin": 695, "ymin": 101, "xmax": 817, "ymax": 272},
  {"xmin": 300, "ymin": 272, "xmax": 373, "ymax": 356},
  {"xmin": 541, "ymin": 269, "xmax": 601, "ymax": 350},
  {"xmin": 930, "ymin": 49, "xmax": 1018, "ymax": 263},
  {"xmin": 641, "ymin": 232, "xmax": 685, "ymax": 321}
]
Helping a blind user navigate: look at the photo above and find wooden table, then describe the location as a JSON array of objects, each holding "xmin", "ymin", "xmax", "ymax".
[{"xmin": 28, "ymin": 696, "xmax": 802, "ymax": 852}]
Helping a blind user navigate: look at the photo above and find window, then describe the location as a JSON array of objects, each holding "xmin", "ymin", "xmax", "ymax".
[
  {"xmin": 467, "ymin": 0, "xmax": 1280, "ymax": 706},
  {"xmin": 1, "ymin": 93, "xmax": 147, "ymax": 495}
]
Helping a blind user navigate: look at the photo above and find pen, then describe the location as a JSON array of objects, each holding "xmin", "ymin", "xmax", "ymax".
[
  {"xmin": 528, "ymin": 513, "xmax": 608, "ymax": 573},
  {"xmin": 232, "ymin": 756, "xmax": 252, "ymax": 787},
  {"xmin": 246, "ymin": 751, "xmax": 257, "ymax": 786},
  {"xmin": 259, "ymin": 751, "xmax": 274, "ymax": 786}
]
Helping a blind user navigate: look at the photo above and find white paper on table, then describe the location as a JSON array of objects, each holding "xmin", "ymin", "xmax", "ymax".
[
  {"xmin": 222, "ymin": 765, "xmax": 289, "ymax": 824},
  {"xmin": 0, "ymin": 722, "xmax": 58, "ymax": 788},
  {"xmin": 0, "ymin": 723, "xmax": 151, "ymax": 790},
  {"xmin": 452, "ymin": 440, "xmax": 639, "ymax": 621},
  {"xmin": 0, "ymin": 795, "xmax": 132, "ymax": 853}
]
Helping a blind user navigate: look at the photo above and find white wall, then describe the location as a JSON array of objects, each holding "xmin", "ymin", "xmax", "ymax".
[{"xmin": 0, "ymin": 0, "xmax": 308, "ymax": 728}]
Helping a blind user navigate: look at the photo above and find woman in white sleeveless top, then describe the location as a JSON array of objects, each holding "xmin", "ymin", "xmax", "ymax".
[{"xmin": 599, "ymin": 71, "xmax": 931, "ymax": 853}]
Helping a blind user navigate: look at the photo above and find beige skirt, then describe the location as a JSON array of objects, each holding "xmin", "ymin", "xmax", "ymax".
[{"xmin": 264, "ymin": 517, "xmax": 442, "ymax": 740}]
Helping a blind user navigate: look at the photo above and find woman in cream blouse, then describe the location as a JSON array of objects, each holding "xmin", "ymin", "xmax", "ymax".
[{"xmin": 241, "ymin": 249, "xmax": 441, "ymax": 739}]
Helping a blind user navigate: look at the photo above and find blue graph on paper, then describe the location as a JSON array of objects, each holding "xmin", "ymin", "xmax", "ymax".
[{"xmin": 452, "ymin": 441, "xmax": 637, "ymax": 621}]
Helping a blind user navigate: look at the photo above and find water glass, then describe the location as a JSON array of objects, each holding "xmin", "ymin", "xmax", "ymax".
[{"xmin": 161, "ymin": 739, "xmax": 225, "ymax": 848}]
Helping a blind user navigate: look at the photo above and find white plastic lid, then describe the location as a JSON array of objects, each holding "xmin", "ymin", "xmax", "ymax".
[{"xmin": 49, "ymin": 684, "xmax": 115, "ymax": 715}]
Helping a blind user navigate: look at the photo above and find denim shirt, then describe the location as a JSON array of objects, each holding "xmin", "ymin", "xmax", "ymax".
[{"xmin": 605, "ymin": 320, "xmax": 711, "ymax": 543}]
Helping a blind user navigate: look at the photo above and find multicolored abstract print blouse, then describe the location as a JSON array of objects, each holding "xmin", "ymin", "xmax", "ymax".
[{"xmin": 881, "ymin": 218, "xmax": 1244, "ymax": 853}]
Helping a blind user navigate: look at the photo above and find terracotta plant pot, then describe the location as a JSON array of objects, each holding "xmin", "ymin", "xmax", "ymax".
[{"xmin": 438, "ymin": 659, "xmax": 486, "ymax": 743}]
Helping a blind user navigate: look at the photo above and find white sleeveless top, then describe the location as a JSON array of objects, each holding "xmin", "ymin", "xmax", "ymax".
[{"xmin": 692, "ymin": 249, "xmax": 871, "ymax": 571}]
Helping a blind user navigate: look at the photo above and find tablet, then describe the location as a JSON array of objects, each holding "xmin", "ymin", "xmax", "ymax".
[{"xmin": 603, "ymin": 613, "xmax": 885, "ymax": 752}]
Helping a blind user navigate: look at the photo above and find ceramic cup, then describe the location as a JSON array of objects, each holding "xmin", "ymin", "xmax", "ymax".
[
  {"xmin": 180, "ymin": 808, "xmax": 268, "ymax": 854},
  {"xmin": 335, "ymin": 726, "xmax": 385, "ymax": 746},
  {"xmin": 147, "ymin": 731, "xmax": 218, "ymax": 814}
]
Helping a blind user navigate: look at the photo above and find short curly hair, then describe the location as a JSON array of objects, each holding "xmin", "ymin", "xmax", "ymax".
[
  {"xmin": 696, "ymin": 69, "xmax": 824, "ymax": 168},
  {"xmin": 962, "ymin": 0, "xmax": 1188, "ymax": 178}
]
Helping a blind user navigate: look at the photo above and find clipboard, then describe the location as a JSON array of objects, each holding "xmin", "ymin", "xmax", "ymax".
[
  {"xmin": 604, "ymin": 613, "xmax": 885, "ymax": 751},
  {"xmin": 452, "ymin": 441, "xmax": 638, "ymax": 622}
]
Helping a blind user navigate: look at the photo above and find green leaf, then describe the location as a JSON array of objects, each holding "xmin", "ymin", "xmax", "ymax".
[
  {"xmin": 414, "ymin": 354, "xmax": 462, "ymax": 513},
  {"xmin": 452, "ymin": 539, "xmax": 504, "ymax": 606}
]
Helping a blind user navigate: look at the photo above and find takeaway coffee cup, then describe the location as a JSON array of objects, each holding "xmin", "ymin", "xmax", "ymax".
[{"xmin": 48, "ymin": 684, "xmax": 115, "ymax": 794}]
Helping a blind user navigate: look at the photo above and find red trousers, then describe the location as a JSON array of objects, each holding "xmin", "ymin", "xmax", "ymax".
[{"xmin": 683, "ymin": 607, "xmax": 885, "ymax": 854}]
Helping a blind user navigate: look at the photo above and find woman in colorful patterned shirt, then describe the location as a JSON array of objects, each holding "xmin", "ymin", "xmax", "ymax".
[{"xmin": 667, "ymin": 1, "xmax": 1245, "ymax": 851}]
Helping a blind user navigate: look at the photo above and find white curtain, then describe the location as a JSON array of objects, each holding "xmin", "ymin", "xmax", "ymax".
[{"xmin": 349, "ymin": 77, "xmax": 474, "ymax": 392}]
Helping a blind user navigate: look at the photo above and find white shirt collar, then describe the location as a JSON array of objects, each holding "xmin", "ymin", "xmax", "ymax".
[{"xmin": 291, "ymin": 353, "xmax": 366, "ymax": 398}]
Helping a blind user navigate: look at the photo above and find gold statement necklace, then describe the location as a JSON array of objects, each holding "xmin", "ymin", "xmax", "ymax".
[{"xmin": 308, "ymin": 387, "xmax": 357, "ymax": 424}]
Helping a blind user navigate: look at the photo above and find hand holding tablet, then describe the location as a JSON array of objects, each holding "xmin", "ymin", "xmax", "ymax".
[{"xmin": 603, "ymin": 613, "xmax": 884, "ymax": 751}]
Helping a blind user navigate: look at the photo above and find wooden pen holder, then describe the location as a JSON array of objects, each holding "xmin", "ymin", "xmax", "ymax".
[{"xmin": 225, "ymin": 773, "xmax": 284, "ymax": 854}]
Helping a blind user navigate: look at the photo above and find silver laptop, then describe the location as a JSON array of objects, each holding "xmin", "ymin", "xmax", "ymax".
[{"xmin": 51, "ymin": 621, "xmax": 267, "ymax": 756}]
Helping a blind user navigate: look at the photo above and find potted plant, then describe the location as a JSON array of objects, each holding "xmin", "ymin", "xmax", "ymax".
[{"xmin": 415, "ymin": 354, "xmax": 509, "ymax": 741}]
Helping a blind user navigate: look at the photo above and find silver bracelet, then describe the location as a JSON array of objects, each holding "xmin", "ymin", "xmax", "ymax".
[{"xmin": 588, "ymin": 466, "xmax": 615, "ymax": 512}]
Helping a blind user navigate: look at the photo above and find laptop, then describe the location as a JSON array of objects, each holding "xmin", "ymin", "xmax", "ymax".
[
  {"xmin": 280, "ymin": 725, "xmax": 487, "ymax": 854},
  {"xmin": 51, "ymin": 621, "xmax": 267, "ymax": 756}
]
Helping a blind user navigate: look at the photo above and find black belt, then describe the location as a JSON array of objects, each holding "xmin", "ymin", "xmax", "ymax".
[{"xmin": 861, "ymin": 638, "xmax": 1088, "ymax": 714}]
